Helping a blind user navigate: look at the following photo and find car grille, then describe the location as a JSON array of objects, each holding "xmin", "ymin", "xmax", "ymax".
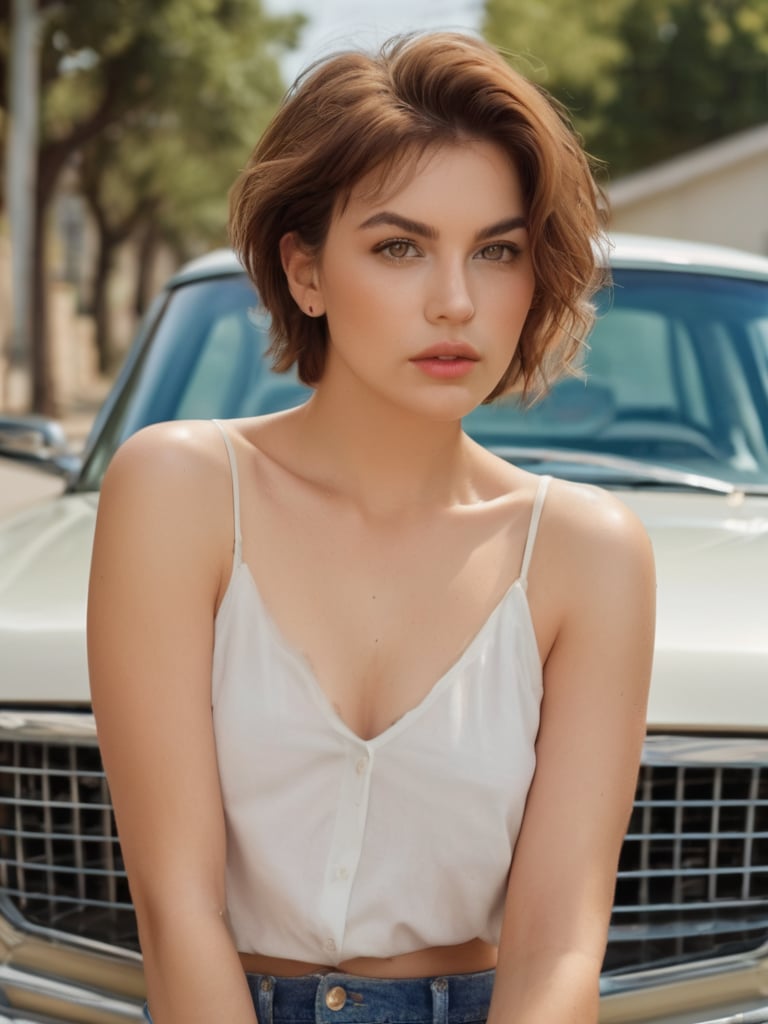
[
  {"xmin": 0, "ymin": 712, "xmax": 137, "ymax": 949},
  {"xmin": 0, "ymin": 717, "xmax": 766, "ymax": 973},
  {"xmin": 605, "ymin": 734, "xmax": 768, "ymax": 973}
]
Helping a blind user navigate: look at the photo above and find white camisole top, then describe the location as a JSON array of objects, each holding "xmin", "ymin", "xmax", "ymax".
[{"xmin": 210, "ymin": 420, "xmax": 549, "ymax": 965}]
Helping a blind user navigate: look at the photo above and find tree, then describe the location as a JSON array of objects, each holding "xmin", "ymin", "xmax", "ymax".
[
  {"xmin": 79, "ymin": 130, "xmax": 159, "ymax": 374},
  {"xmin": 481, "ymin": 0, "xmax": 631, "ymax": 161},
  {"xmin": 593, "ymin": 0, "xmax": 768, "ymax": 174},
  {"xmin": 74, "ymin": 1, "xmax": 298, "ymax": 374},
  {"xmin": 1, "ymin": 0, "xmax": 303, "ymax": 413},
  {"xmin": 482, "ymin": 0, "xmax": 768, "ymax": 176}
]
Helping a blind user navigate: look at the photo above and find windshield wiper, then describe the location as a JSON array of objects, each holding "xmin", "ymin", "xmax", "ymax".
[{"xmin": 489, "ymin": 445, "xmax": 739, "ymax": 495}]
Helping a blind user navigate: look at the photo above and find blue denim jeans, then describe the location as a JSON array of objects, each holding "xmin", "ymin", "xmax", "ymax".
[{"xmin": 143, "ymin": 967, "xmax": 494, "ymax": 1024}]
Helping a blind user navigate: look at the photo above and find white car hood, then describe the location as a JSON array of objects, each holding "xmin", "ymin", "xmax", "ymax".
[
  {"xmin": 0, "ymin": 488, "xmax": 766, "ymax": 729},
  {"xmin": 623, "ymin": 490, "xmax": 768, "ymax": 731},
  {"xmin": 0, "ymin": 492, "xmax": 97, "ymax": 702}
]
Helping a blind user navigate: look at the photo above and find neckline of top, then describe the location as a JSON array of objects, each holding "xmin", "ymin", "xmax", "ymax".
[{"xmin": 215, "ymin": 559, "xmax": 540, "ymax": 748}]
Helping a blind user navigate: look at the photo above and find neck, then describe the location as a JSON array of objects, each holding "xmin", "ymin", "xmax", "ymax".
[{"xmin": 292, "ymin": 378, "xmax": 476, "ymax": 520}]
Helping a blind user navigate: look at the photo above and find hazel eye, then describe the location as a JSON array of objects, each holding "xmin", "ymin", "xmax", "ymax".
[
  {"xmin": 375, "ymin": 239, "xmax": 419, "ymax": 260},
  {"xmin": 477, "ymin": 243, "xmax": 519, "ymax": 262}
]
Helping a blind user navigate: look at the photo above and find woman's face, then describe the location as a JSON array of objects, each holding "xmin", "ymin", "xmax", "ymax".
[{"xmin": 311, "ymin": 139, "xmax": 536, "ymax": 420}]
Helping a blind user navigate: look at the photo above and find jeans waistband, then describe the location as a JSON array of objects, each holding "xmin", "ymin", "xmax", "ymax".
[{"xmin": 248, "ymin": 969, "xmax": 495, "ymax": 1024}]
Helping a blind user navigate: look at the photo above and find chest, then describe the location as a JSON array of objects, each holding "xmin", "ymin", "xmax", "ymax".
[
  {"xmin": 214, "ymin": 559, "xmax": 543, "ymax": 754},
  {"xmin": 235, "ymin": 493, "xmax": 529, "ymax": 741}
]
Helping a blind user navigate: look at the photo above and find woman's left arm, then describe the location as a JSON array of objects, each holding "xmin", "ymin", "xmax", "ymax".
[{"xmin": 489, "ymin": 484, "xmax": 656, "ymax": 1024}]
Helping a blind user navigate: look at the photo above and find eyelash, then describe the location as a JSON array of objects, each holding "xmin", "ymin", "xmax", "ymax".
[
  {"xmin": 373, "ymin": 238, "xmax": 420, "ymax": 261},
  {"xmin": 372, "ymin": 238, "xmax": 522, "ymax": 263},
  {"xmin": 477, "ymin": 243, "xmax": 522, "ymax": 263}
]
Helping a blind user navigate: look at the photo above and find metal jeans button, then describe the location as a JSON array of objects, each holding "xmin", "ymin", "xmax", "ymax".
[{"xmin": 325, "ymin": 986, "xmax": 347, "ymax": 1011}]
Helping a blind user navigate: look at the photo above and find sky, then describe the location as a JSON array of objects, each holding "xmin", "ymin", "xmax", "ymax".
[{"xmin": 264, "ymin": 0, "xmax": 484, "ymax": 83}]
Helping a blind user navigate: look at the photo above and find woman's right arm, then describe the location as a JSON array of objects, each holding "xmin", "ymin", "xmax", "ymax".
[{"xmin": 87, "ymin": 422, "xmax": 258, "ymax": 1024}]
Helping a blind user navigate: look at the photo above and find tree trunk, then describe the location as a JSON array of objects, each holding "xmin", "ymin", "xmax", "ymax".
[
  {"xmin": 92, "ymin": 227, "xmax": 117, "ymax": 376},
  {"xmin": 31, "ymin": 142, "xmax": 76, "ymax": 415},
  {"xmin": 134, "ymin": 218, "xmax": 160, "ymax": 317},
  {"xmin": 30, "ymin": 181, "xmax": 55, "ymax": 414},
  {"xmin": 27, "ymin": 65, "xmax": 127, "ymax": 413}
]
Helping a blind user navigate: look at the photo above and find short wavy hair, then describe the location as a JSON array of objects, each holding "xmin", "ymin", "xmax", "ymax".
[{"xmin": 229, "ymin": 31, "xmax": 608, "ymax": 402}]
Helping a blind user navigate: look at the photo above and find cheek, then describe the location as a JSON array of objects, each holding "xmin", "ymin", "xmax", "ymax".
[
  {"xmin": 492, "ymin": 277, "xmax": 535, "ymax": 327},
  {"xmin": 321, "ymin": 259, "xmax": 385, "ymax": 320},
  {"xmin": 321, "ymin": 273, "xmax": 388, "ymax": 351}
]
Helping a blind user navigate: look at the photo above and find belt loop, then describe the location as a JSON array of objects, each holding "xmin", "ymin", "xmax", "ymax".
[
  {"xmin": 256, "ymin": 975, "xmax": 276, "ymax": 1024},
  {"xmin": 431, "ymin": 977, "xmax": 449, "ymax": 1024}
]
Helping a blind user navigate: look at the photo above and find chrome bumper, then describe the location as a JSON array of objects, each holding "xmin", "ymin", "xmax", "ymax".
[
  {"xmin": 600, "ymin": 939, "xmax": 768, "ymax": 1024},
  {"xmin": 0, "ymin": 903, "xmax": 765, "ymax": 1024},
  {"xmin": 0, "ymin": 899, "xmax": 144, "ymax": 1023},
  {"xmin": 696, "ymin": 1010, "xmax": 768, "ymax": 1024}
]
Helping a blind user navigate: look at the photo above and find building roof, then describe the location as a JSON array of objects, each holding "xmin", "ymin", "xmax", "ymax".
[{"xmin": 608, "ymin": 121, "xmax": 768, "ymax": 209}]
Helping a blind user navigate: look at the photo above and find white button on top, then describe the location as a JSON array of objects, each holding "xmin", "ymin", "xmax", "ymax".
[
  {"xmin": 355, "ymin": 757, "xmax": 369, "ymax": 775},
  {"xmin": 336, "ymin": 866, "xmax": 349, "ymax": 880},
  {"xmin": 323, "ymin": 937, "xmax": 337, "ymax": 953}
]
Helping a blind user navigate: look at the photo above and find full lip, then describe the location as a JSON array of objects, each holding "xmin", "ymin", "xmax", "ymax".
[{"xmin": 410, "ymin": 341, "xmax": 480, "ymax": 362}]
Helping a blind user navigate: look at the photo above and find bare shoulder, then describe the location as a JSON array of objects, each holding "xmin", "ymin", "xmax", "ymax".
[
  {"xmin": 94, "ymin": 420, "xmax": 234, "ymax": 594},
  {"xmin": 525, "ymin": 477, "xmax": 655, "ymax": 662},
  {"xmin": 542, "ymin": 477, "xmax": 654, "ymax": 581},
  {"xmin": 102, "ymin": 419, "xmax": 228, "ymax": 499}
]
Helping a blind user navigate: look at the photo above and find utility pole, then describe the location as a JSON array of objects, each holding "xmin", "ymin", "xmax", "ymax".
[{"xmin": 4, "ymin": 0, "xmax": 40, "ymax": 412}]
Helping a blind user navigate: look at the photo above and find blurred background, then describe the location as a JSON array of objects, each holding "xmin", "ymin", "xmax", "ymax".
[{"xmin": 0, "ymin": 0, "xmax": 766, "ymax": 432}]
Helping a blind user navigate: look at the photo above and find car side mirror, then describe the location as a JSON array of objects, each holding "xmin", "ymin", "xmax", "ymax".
[{"xmin": 0, "ymin": 416, "xmax": 82, "ymax": 477}]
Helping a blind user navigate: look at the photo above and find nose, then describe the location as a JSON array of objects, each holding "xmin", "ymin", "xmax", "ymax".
[{"xmin": 424, "ymin": 257, "xmax": 475, "ymax": 324}]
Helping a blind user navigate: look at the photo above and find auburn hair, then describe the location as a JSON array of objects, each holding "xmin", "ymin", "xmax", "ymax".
[{"xmin": 229, "ymin": 32, "xmax": 608, "ymax": 401}]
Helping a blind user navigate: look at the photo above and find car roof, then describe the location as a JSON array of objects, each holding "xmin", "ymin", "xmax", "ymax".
[
  {"xmin": 167, "ymin": 232, "xmax": 768, "ymax": 288},
  {"xmin": 605, "ymin": 233, "xmax": 768, "ymax": 279}
]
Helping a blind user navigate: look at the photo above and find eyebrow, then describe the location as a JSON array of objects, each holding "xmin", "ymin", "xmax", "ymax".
[{"xmin": 357, "ymin": 212, "xmax": 527, "ymax": 242}]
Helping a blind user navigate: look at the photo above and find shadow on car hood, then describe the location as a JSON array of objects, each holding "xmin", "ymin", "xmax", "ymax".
[{"xmin": 0, "ymin": 489, "xmax": 767, "ymax": 727}]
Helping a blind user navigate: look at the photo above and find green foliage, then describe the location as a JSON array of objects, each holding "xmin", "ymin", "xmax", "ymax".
[
  {"xmin": 596, "ymin": 0, "xmax": 768, "ymax": 174},
  {"xmin": 36, "ymin": 0, "xmax": 304, "ymax": 240},
  {"xmin": 0, "ymin": 0, "xmax": 305, "ymax": 410},
  {"xmin": 483, "ymin": 0, "xmax": 629, "ymax": 94},
  {"xmin": 482, "ymin": 0, "xmax": 768, "ymax": 176}
]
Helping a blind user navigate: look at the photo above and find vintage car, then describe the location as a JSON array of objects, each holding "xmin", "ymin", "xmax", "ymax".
[{"xmin": 0, "ymin": 234, "xmax": 767, "ymax": 1024}]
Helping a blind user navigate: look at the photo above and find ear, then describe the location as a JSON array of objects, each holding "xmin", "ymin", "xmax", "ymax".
[{"xmin": 279, "ymin": 232, "xmax": 325, "ymax": 317}]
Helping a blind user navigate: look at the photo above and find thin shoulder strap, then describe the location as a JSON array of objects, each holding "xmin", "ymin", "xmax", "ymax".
[
  {"xmin": 212, "ymin": 419, "xmax": 243, "ymax": 567},
  {"xmin": 519, "ymin": 475, "xmax": 551, "ymax": 590}
]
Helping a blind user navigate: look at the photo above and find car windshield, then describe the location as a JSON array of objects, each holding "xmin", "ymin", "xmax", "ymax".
[{"xmin": 74, "ymin": 266, "xmax": 768, "ymax": 493}]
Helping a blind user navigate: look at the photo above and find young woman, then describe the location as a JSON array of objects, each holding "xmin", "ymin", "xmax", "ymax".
[{"xmin": 88, "ymin": 31, "xmax": 655, "ymax": 1024}]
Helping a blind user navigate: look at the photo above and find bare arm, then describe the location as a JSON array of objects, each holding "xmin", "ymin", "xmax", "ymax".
[
  {"xmin": 88, "ymin": 422, "xmax": 258, "ymax": 1024},
  {"xmin": 489, "ymin": 483, "xmax": 656, "ymax": 1023}
]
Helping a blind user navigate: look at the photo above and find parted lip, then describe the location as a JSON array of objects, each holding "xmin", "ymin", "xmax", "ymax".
[{"xmin": 411, "ymin": 341, "xmax": 480, "ymax": 361}]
